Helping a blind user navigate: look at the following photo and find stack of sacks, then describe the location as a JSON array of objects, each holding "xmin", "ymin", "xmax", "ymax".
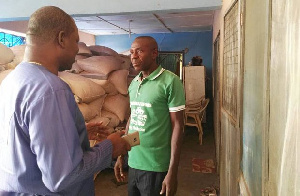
[
  {"xmin": 67, "ymin": 43, "xmax": 132, "ymax": 130},
  {"xmin": 58, "ymin": 71, "xmax": 114, "ymax": 143},
  {"xmin": 0, "ymin": 43, "xmax": 15, "ymax": 72}
]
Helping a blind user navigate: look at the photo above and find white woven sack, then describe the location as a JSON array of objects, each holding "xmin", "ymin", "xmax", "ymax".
[
  {"xmin": 0, "ymin": 65, "xmax": 5, "ymax": 72},
  {"xmin": 58, "ymin": 71, "xmax": 105, "ymax": 103},
  {"xmin": 0, "ymin": 43, "xmax": 14, "ymax": 65},
  {"xmin": 77, "ymin": 56, "xmax": 124, "ymax": 76},
  {"xmin": 108, "ymin": 70, "xmax": 129, "ymax": 95},
  {"xmin": 78, "ymin": 103, "xmax": 98, "ymax": 122},
  {"xmin": 5, "ymin": 45, "xmax": 25, "ymax": 69},
  {"xmin": 101, "ymin": 109, "xmax": 121, "ymax": 128},
  {"xmin": 102, "ymin": 94, "xmax": 130, "ymax": 122}
]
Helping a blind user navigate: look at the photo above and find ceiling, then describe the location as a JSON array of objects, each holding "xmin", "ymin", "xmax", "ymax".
[{"xmin": 73, "ymin": 10, "xmax": 216, "ymax": 36}]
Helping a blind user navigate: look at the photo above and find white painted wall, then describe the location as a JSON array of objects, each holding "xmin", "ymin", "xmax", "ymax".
[{"xmin": 0, "ymin": 0, "xmax": 221, "ymax": 21}]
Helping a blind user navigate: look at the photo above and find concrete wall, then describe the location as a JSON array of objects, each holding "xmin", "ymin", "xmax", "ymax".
[{"xmin": 78, "ymin": 31, "xmax": 95, "ymax": 46}]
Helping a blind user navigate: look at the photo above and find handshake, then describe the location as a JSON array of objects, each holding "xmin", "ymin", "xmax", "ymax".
[
  {"xmin": 107, "ymin": 131, "xmax": 140, "ymax": 159},
  {"xmin": 86, "ymin": 122, "xmax": 140, "ymax": 159}
]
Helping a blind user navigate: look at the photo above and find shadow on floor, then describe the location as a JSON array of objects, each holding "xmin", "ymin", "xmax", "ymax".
[{"xmin": 94, "ymin": 126, "xmax": 220, "ymax": 196}]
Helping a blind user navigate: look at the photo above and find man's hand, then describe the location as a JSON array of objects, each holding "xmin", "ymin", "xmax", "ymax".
[
  {"xmin": 160, "ymin": 172, "xmax": 178, "ymax": 196},
  {"xmin": 114, "ymin": 155, "xmax": 126, "ymax": 182},
  {"xmin": 107, "ymin": 131, "xmax": 131, "ymax": 159},
  {"xmin": 86, "ymin": 122, "xmax": 105, "ymax": 132}
]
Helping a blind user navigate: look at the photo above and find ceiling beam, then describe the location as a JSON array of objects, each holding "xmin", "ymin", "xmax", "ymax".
[
  {"xmin": 96, "ymin": 16, "xmax": 134, "ymax": 35},
  {"xmin": 153, "ymin": 14, "xmax": 173, "ymax": 33}
]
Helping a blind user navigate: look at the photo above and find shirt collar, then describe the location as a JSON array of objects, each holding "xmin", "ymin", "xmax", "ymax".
[{"xmin": 133, "ymin": 65, "xmax": 165, "ymax": 81}]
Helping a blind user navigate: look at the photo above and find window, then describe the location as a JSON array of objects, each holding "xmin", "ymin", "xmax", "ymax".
[{"xmin": 0, "ymin": 32, "xmax": 25, "ymax": 47}]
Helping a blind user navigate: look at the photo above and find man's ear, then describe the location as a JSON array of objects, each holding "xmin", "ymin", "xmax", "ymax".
[
  {"xmin": 152, "ymin": 48, "xmax": 158, "ymax": 59},
  {"xmin": 57, "ymin": 31, "xmax": 66, "ymax": 48}
]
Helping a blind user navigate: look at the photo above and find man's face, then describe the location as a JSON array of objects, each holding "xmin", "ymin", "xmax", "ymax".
[
  {"xmin": 130, "ymin": 39, "xmax": 157, "ymax": 72},
  {"xmin": 59, "ymin": 24, "xmax": 79, "ymax": 71}
]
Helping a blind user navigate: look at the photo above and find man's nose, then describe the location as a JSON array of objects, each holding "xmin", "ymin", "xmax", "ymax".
[{"xmin": 131, "ymin": 51, "xmax": 138, "ymax": 58}]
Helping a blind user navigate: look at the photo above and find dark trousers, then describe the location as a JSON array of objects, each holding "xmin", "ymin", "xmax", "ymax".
[{"xmin": 128, "ymin": 167, "xmax": 167, "ymax": 196}]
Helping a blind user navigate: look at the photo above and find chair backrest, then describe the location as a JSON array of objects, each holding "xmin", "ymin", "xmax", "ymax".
[{"xmin": 184, "ymin": 98, "xmax": 209, "ymax": 125}]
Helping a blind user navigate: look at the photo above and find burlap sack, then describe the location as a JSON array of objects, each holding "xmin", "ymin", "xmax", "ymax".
[
  {"xmin": 88, "ymin": 95, "xmax": 107, "ymax": 117},
  {"xmin": 77, "ymin": 56, "xmax": 124, "ymax": 76},
  {"xmin": 58, "ymin": 71, "xmax": 105, "ymax": 103},
  {"xmin": 108, "ymin": 70, "xmax": 129, "ymax": 95},
  {"xmin": 102, "ymin": 94, "xmax": 130, "ymax": 122},
  {"xmin": 129, "ymin": 65, "xmax": 139, "ymax": 76},
  {"xmin": 89, "ymin": 45, "xmax": 119, "ymax": 56},
  {"xmin": 75, "ymin": 54, "xmax": 89, "ymax": 61},
  {"xmin": 88, "ymin": 116, "xmax": 110, "ymax": 126},
  {"xmin": 78, "ymin": 42, "xmax": 92, "ymax": 56},
  {"xmin": 90, "ymin": 78, "xmax": 118, "ymax": 95},
  {"xmin": 70, "ymin": 62, "xmax": 83, "ymax": 74},
  {"xmin": 0, "ymin": 43, "xmax": 14, "ymax": 65},
  {"xmin": 127, "ymin": 76, "xmax": 134, "ymax": 87},
  {"xmin": 118, "ymin": 54, "xmax": 131, "ymax": 70},
  {"xmin": 79, "ymin": 71, "xmax": 108, "ymax": 80}
]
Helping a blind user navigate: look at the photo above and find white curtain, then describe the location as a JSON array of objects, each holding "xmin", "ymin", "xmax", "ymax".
[{"xmin": 271, "ymin": 0, "xmax": 300, "ymax": 195}]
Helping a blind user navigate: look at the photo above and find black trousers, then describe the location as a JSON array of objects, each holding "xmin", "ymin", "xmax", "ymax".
[{"xmin": 128, "ymin": 167, "xmax": 167, "ymax": 196}]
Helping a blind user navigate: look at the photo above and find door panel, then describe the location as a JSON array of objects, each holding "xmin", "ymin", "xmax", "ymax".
[{"xmin": 220, "ymin": 0, "xmax": 244, "ymax": 195}]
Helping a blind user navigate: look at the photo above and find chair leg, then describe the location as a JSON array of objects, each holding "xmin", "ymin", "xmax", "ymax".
[
  {"xmin": 195, "ymin": 115, "xmax": 203, "ymax": 145},
  {"xmin": 198, "ymin": 125, "xmax": 203, "ymax": 145}
]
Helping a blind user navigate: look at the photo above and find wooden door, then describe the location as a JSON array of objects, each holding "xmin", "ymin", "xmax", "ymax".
[{"xmin": 220, "ymin": 0, "xmax": 245, "ymax": 195}]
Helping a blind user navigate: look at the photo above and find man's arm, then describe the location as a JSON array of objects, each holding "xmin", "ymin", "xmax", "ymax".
[
  {"xmin": 114, "ymin": 116, "xmax": 131, "ymax": 182},
  {"xmin": 160, "ymin": 110, "xmax": 184, "ymax": 196}
]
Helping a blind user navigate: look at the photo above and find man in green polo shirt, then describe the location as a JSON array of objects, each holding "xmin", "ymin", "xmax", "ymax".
[{"xmin": 114, "ymin": 36, "xmax": 185, "ymax": 196}]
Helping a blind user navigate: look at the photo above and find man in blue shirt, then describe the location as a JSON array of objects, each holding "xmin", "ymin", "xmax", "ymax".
[{"xmin": 0, "ymin": 6, "xmax": 130, "ymax": 195}]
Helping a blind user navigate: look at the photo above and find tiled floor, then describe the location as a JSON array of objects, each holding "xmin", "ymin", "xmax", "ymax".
[{"xmin": 94, "ymin": 126, "xmax": 220, "ymax": 196}]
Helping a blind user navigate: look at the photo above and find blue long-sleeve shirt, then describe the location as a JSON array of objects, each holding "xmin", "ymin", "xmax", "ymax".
[{"xmin": 0, "ymin": 62, "xmax": 112, "ymax": 195}]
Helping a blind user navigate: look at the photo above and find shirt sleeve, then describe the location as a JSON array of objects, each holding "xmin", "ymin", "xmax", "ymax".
[
  {"xmin": 168, "ymin": 76, "xmax": 186, "ymax": 112},
  {"xmin": 26, "ymin": 89, "xmax": 112, "ymax": 192}
]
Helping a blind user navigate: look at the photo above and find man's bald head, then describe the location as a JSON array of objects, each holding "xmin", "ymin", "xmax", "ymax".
[
  {"xmin": 134, "ymin": 36, "xmax": 158, "ymax": 51},
  {"xmin": 26, "ymin": 6, "xmax": 75, "ymax": 44}
]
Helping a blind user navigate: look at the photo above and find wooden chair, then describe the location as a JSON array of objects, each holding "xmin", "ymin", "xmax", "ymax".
[{"xmin": 184, "ymin": 98, "xmax": 209, "ymax": 145}]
